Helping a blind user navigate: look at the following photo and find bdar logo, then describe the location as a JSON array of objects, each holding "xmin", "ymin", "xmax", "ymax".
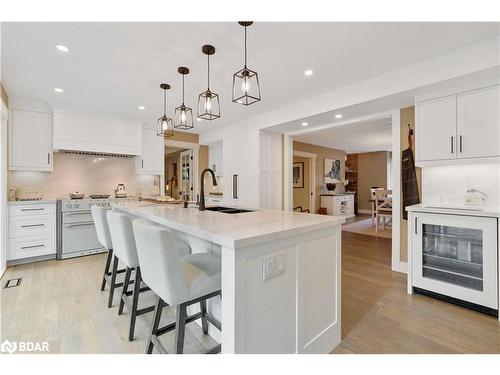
[{"xmin": 1, "ymin": 340, "xmax": 17, "ymax": 354}]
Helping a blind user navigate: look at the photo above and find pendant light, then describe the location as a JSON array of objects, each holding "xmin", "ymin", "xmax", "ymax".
[
  {"xmin": 198, "ymin": 45, "xmax": 220, "ymax": 120},
  {"xmin": 232, "ymin": 21, "xmax": 261, "ymax": 105},
  {"xmin": 157, "ymin": 83, "xmax": 174, "ymax": 137},
  {"xmin": 174, "ymin": 66, "xmax": 194, "ymax": 130}
]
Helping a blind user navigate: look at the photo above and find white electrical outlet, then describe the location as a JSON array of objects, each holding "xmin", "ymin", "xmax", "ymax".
[{"xmin": 262, "ymin": 252, "xmax": 286, "ymax": 280}]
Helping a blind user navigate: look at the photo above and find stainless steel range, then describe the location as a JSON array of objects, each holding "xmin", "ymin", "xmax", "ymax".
[{"xmin": 56, "ymin": 196, "xmax": 138, "ymax": 259}]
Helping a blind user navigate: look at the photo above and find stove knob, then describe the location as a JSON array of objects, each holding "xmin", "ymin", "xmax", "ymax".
[
  {"xmin": 66, "ymin": 203, "xmax": 72, "ymax": 208},
  {"xmin": 74, "ymin": 203, "xmax": 79, "ymax": 208}
]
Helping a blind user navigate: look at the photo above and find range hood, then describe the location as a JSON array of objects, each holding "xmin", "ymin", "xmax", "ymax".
[
  {"xmin": 52, "ymin": 111, "xmax": 142, "ymax": 157},
  {"xmin": 56, "ymin": 149, "xmax": 135, "ymax": 158}
]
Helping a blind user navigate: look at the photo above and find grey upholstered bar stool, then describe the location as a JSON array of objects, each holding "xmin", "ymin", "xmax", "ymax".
[
  {"xmin": 91, "ymin": 205, "xmax": 127, "ymax": 308},
  {"xmin": 132, "ymin": 220, "xmax": 222, "ymax": 354}
]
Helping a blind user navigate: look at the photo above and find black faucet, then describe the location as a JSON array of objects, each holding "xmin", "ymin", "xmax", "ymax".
[{"xmin": 199, "ymin": 168, "xmax": 218, "ymax": 211}]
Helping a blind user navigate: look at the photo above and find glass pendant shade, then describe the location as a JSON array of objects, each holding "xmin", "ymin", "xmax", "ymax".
[
  {"xmin": 174, "ymin": 66, "xmax": 194, "ymax": 130},
  {"xmin": 232, "ymin": 21, "xmax": 261, "ymax": 106},
  {"xmin": 157, "ymin": 83, "xmax": 174, "ymax": 138},
  {"xmin": 174, "ymin": 104, "xmax": 194, "ymax": 130},
  {"xmin": 232, "ymin": 66, "xmax": 261, "ymax": 105},
  {"xmin": 198, "ymin": 45, "xmax": 221, "ymax": 120}
]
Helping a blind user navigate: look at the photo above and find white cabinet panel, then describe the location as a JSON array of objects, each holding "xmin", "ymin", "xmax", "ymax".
[
  {"xmin": 8, "ymin": 235, "xmax": 55, "ymax": 261},
  {"xmin": 9, "ymin": 109, "xmax": 53, "ymax": 171},
  {"xmin": 457, "ymin": 85, "xmax": 500, "ymax": 159},
  {"xmin": 136, "ymin": 128, "xmax": 164, "ymax": 175},
  {"xmin": 416, "ymin": 95, "xmax": 457, "ymax": 162},
  {"xmin": 9, "ymin": 215, "xmax": 55, "ymax": 238}
]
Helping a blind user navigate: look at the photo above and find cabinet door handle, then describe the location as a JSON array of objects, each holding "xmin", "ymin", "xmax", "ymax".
[
  {"xmin": 415, "ymin": 217, "xmax": 418, "ymax": 235},
  {"xmin": 233, "ymin": 174, "xmax": 238, "ymax": 199},
  {"xmin": 48, "ymin": 152, "xmax": 51, "ymax": 165},
  {"xmin": 21, "ymin": 208, "xmax": 45, "ymax": 212},
  {"xmin": 450, "ymin": 136, "xmax": 454, "ymax": 154},
  {"xmin": 142, "ymin": 159, "xmax": 144, "ymax": 168},
  {"xmin": 21, "ymin": 244, "xmax": 45, "ymax": 250},
  {"xmin": 21, "ymin": 224, "xmax": 45, "ymax": 228},
  {"xmin": 459, "ymin": 135, "xmax": 463, "ymax": 153}
]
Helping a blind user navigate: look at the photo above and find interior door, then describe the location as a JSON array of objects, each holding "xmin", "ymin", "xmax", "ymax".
[
  {"xmin": 416, "ymin": 95, "xmax": 457, "ymax": 162},
  {"xmin": 457, "ymin": 85, "xmax": 500, "ymax": 159},
  {"xmin": 412, "ymin": 212, "xmax": 498, "ymax": 309},
  {"xmin": 180, "ymin": 149, "xmax": 193, "ymax": 201}
]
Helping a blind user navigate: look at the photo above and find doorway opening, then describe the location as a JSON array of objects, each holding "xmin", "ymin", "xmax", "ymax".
[{"xmin": 164, "ymin": 140, "xmax": 199, "ymax": 202}]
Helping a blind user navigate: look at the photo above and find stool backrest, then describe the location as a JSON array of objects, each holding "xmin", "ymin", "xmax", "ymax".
[
  {"xmin": 91, "ymin": 205, "xmax": 113, "ymax": 250},
  {"xmin": 132, "ymin": 219, "xmax": 189, "ymax": 306},
  {"xmin": 106, "ymin": 211, "xmax": 139, "ymax": 268}
]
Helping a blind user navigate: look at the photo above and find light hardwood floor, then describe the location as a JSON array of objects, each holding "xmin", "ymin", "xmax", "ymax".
[{"xmin": 1, "ymin": 232, "xmax": 499, "ymax": 354}]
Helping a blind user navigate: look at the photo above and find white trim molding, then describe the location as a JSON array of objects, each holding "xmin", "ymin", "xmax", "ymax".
[{"xmin": 390, "ymin": 109, "xmax": 403, "ymax": 274}]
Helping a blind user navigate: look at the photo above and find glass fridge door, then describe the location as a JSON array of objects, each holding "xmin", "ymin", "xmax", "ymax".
[{"xmin": 422, "ymin": 224, "xmax": 483, "ymax": 291}]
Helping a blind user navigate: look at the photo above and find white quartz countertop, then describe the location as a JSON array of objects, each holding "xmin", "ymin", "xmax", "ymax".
[
  {"xmin": 406, "ymin": 204, "xmax": 500, "ymax": 218},
  {"xmin": 8, "ymin": 199, "xmax": 57, "ymax": 205},
  {"xmin": 113, "ymin": 201, "xmax": 345, "ymax": 249}
]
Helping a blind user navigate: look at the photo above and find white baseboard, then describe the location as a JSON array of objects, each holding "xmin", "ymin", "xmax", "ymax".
[{"xmin": 357, "ymin": 209, "xmax": 372, "ymax": 214}]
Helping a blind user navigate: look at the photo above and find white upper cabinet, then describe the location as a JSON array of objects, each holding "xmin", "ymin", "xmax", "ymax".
[
  {"xmin": 416, "ymin": 95, "xmax": 457, "ymax": 162},
  {"xmin": 9, "ymin": 108, "xmax": 53, "ymax": 171},
  {"xmin": 457, "ymin": 85, "xmax": 500, "ymax": 159},
  {"xmin": 416, "ymin": 83, "xmax": 500, "ymax": 163},
  {"xmin": 135, "ymin": 128, "xmax": 164, "ymax": 175},
  {"xmin": 208, "ymin": 142, "xmax": 223, "ymax": 177}
]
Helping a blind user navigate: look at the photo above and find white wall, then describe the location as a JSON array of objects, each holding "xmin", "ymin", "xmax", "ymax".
[
  {"xmin": 9, "ymin": 152, "xmax": 160, "ymax": 199},
  {"xmin": 421, "ymin": 160, "xmax": 500, "ymax": 208}
]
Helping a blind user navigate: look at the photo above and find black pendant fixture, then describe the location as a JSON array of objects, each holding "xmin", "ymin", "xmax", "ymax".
[
  {"xmin": 198, "ymin": 45, "xmax": 220, "ymax": 121},
  {"xmin": 232, "ymin": 21, "xmax": 261, "ymax": 106},
  {"xmin": 174, "ymin": 66, "xmax": 194, "ymax": 130},
  {"xmin": 157, "ymin": 83, "xmax": 174, "ymax": 138}
]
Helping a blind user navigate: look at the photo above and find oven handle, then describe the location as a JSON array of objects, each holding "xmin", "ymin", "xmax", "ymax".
[
  {"xmin": 64, "ymin": 222, "xmax": 95, "ymax": 228},
  {"xmin": 63, "ymin": 211, "xmax": 91, "ymax": 216}
]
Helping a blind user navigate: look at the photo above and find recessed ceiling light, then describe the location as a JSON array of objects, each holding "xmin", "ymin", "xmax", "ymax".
[
  {"xmin": 301, "ymin": 122, "xmax": 309, "ymax": 127},
  {"xmin": 335, "ymin": 113, "xmax": 343, "ymax": 119},
  {"xmin": 196, "ymin": 118, "xmax": 202, "ymax": 122},
  {"xmin": 304, "ymin": 70, "xmax": 314, "ymax": 76},
  {"xmin": 138, "ymin": 106, "xmax": 145, "ymax": 110},
  {"xmin": 53, "ymin": 88, "xmax": 64, "ymax": 93},
  {"xmin": 56, "ymin": 44, "xmax": 69, "ymax": 52}
]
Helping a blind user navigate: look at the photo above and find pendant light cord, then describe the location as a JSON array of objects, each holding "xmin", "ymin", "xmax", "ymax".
[
  {"xmin": 163, "ymin": 88, "xmax": 166, "ymax": 116},
  {"xmin": 182, "ymin": 73, "xmax": 185, "ymax": 104},
  {"xmin": 244, "ymin": 25, "xmax": 248, "ymax": 67},
  {"xmin": 207, "ymin": 53, "xmax": 210, "ymax": 90}
]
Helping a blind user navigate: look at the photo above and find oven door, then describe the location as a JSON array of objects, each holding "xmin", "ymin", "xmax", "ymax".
[
  {"xmin": 412, "ymin": 212, "xmax": 498, "ymax": 309},
  {"xmin": 61, "ymin": 221, "xmax": 103, "ymax": 256}
]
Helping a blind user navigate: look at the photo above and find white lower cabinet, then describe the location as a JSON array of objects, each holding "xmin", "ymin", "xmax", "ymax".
[
  {"xmin": 409, "ymin": 211, "xmax": 498, "ymax": 311},
  {"xmin": 8, "ymin": 202, "xmax": 56, "ymax": 262}
]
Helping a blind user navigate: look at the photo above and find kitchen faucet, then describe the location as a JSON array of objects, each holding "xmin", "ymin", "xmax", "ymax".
[{"xmin": 199, "ymin": 168, "xmax": 217, "ymax": 211}]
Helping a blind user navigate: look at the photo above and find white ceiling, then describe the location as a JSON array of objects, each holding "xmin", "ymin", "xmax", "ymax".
[
  {"xmin": 294, "ymin": 116, "xmax": 392, "ymax": 153},
  {"xmin": 2, "ymin": 22, "xmax": 499, "ymax": 133}
]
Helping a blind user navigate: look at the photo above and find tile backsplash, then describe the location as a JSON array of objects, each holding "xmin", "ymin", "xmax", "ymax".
[
  {"xmin": 9, "ymin": 152, "xmax": 160, "ymax": 199},
  {"xmin": 422, "ymin": 160, "xmax": 500, "ymax": 208}
]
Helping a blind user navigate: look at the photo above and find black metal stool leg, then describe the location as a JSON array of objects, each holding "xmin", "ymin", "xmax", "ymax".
[
  {"xmin": 129, "ymin": 266, "xmax": 142, "ymax": 341},
  {"xmin": 175, "ymin": 303, "xmax": 187, "ymax": 354},
  {"xmin": 200, "ymin": 300, "xmax": 209, "ymax": 335},
  {"xmin": 146, "ymin": 297, "xmax": 164, "ymax": 354},
  {"xmin": 108, "ymin": 256, "xmax": 119, "ymax": 308},
  {"xmin": 100, "ymin": 249, "xmax": 113, "ymax": 291},
  {"xmin": 119, "ymin": 267, "xmax": 132, "ymax": 315}
]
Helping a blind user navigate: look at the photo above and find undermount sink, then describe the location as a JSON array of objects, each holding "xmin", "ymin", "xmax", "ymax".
[{"xmin": 204, "ymin": 206, "xmax": 254, "ymax": 214}]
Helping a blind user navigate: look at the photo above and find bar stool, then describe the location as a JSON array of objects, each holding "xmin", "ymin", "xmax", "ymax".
[
  {"xmin": 132, "ymin": 220, "xmax": 222, "ymax": 354},
  {"xmin": 91, "ymin": 205, "xmax": 127, "ymax": 308}
]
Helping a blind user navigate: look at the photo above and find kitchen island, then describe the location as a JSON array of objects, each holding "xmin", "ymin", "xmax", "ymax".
[{"xmin": 113, "ymin": 201, "xmax": 344, "ymax": 354}]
